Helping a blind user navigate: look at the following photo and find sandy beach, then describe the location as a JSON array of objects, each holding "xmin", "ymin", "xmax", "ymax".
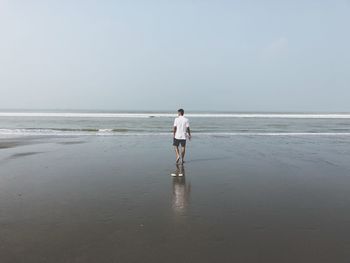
[{"xmin": 1, "ymin": 135, "xmax": 350, "ymax": 262}]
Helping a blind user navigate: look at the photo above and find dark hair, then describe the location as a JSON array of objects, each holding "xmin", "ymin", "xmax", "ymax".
[{"xmin": 178, "ymin": 108, "xmax": 184, "ymax": 115}]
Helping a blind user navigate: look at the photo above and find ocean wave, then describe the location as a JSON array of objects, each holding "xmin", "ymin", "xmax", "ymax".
[
  {"xmin": 1, "ymin": 129, "xmax": 350, "ymax": 137},
  {"xmin": 1, "ymin": 112, "xmax": 350, "ymax": 119}
]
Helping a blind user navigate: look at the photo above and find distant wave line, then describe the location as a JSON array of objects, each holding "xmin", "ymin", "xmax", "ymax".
[
  {"xmin": 1, "ymin": 112, "xmax": 350, "ymax": 118},
  {"xmin": 1, "ymin": 129, "xmax": 350, "ymax": 137}
]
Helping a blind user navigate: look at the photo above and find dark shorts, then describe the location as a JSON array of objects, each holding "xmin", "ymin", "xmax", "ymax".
[{"xmin": 173, "ymin": 138, "xmax": 186, "ymax": 147}]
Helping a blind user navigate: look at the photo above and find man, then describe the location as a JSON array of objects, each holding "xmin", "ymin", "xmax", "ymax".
[{"xmin": 173, "ymin": 108, "xmax": 191, "ymax": 164}]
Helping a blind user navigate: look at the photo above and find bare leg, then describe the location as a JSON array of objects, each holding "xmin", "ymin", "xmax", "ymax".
[
  {"xmin": 181, "ymin": 146, "xmax": 186, "ymax": 163},
  {"xmin": 174, "ymin": 146, "xmax": 180, "ymax": 163}
]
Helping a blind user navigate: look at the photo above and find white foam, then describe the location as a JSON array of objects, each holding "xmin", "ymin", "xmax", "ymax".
[
  {"xmin": 0, "ymin": 128, "xmax": 92, "ymax": 136},
  {"xmin": 1, "ymin": 112, "xmax": 350, "ymax": 118},
  {"xmin": 98, "ymin": 129, "xmax": 114, "ymax": 132},
  {"xmin": 1, "ymin": 129, "xmax": 350, "ymax": 137},
  {"xmin": 205, "ymin": 132, "xmax": 350, "ymax": 136}
]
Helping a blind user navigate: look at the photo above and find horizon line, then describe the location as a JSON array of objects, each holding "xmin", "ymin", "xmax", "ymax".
[{"xmin": 1, "ymin": 108, "xmax": 350, "ymax": 114}]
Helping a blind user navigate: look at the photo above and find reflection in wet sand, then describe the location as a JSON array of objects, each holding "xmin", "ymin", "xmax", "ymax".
[{"xmin": 172, "ymin": 164, "xmax": 191, "ymax": 215}]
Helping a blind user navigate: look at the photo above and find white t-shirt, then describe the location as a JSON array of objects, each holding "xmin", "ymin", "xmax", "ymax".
[{"xmin": 173, "ymin": 116, "xmax": 190, "ymax": 140}]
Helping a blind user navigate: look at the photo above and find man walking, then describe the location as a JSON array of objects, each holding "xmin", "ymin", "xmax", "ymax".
[{"xmin": 173, "ymin": 109, "xmax": 191, "ymax": 164}]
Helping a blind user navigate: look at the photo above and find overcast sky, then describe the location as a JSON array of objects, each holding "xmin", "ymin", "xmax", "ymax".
[{"xmin": 0, "ymin": 0, "xmax": 349, "ymax": 112}]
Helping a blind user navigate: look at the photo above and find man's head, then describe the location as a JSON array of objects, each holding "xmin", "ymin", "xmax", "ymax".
[{"xmin": 178, "ymin": 108, "xmax": 184, "ymax": 116}]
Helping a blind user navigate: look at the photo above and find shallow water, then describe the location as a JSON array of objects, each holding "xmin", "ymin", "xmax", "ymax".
[{"xmin": 0, "ymin": 135, "xmax": 350, "ymax": 262}]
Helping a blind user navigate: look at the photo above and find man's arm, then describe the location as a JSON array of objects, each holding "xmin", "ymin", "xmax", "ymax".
[
  {"xmin": 187, "ymin": 127, "xmax": 191, "ymax": 140},
  {"xmin": 173, "ymin": 118, "xmax": 177, "ymax": 138},
  {"xmin": 186, "ymin": 120, "xmax": 191, "ymax": 139}
]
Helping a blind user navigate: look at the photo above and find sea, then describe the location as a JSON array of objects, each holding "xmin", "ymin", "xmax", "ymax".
[{"xmin": 1, "ymin": 110, "xmax": 350, "ymax": 137}]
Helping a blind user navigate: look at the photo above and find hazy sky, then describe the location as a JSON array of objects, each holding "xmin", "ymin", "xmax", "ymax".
[{"xmin": 0, "ymin": 0, "xmax": 349, "ymax": 111}]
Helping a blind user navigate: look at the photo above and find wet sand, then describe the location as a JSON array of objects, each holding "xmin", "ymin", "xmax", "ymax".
[{"xmin": 1, "ymin": 135, "xmax": 350, "ymax": 262}]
